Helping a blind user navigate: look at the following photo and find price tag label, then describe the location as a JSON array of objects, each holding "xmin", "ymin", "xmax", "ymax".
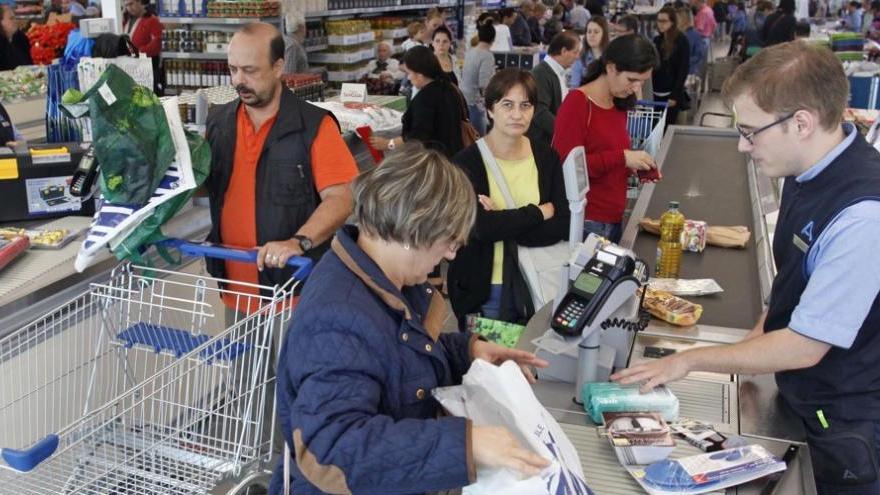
[{"xmin": 340, "ymin": 83, "xmax": 367, "ymax": 103}]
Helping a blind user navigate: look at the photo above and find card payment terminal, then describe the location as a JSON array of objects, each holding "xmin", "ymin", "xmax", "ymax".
[{"xmin": 552, "ymin": 247, "xmax": 636, "ymax": 337}]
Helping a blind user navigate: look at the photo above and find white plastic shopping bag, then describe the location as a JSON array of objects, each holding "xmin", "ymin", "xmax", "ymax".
[{"xmin": 433, "ymin": 360, "xmax": 594, "ymax": 495}]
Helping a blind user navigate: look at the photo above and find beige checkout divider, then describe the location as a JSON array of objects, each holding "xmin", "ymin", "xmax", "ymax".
[{"xmin": 517, "ymin": 125, "xmax": 817, "ymax": 494}]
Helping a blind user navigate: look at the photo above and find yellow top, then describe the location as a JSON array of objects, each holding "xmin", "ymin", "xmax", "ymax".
[{"xmin": 485, "ymin": 154, "xmax": 540, "ymax": 284}]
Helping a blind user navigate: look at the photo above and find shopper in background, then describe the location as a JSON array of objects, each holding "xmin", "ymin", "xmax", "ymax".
[
  {"xmin": 691, "ymin": 0, "xmax": 717, "ymax": 54},
  {"xmin": 529, "ymin": 31, "xmax": 581, "ymax": 144},
  {"xmin": 507, "ymin": 5, "xmax": 533, "ymax": 46},
  {"xmin": 432, "ymin": 25, "xmax": 459, "ymax": 86},
  {"xmin": 842, "ymin": 0, "xmax": 865, "ymax": 30},
  {"xmin": 728, "ymin": 1, "xmax": 748, "ymax": 55},
  {"xmin": 491, "ymin": 9, "xmax": 514, "ymax": 51},
  {"xmin": 794, "ymin": 20, "xmax": 812, "ymax": 38},
  {"xmin": 571, "ymin": 0, "xmax": 592, "ymax": 32},
  {"xmin": 401, "ymin": 21, "xmax": 426, "ymax": 52},
  {"xmin": 558, "ymin": 0, "xmax": 574, "ymax": 28},
  {"xmin": 0, "ymin": 5, "xmax": 32, "ymax": 71},
  {"xmin": 371, "ymin": 45, "xmax": 464, "ymax": 158},
  {"xmin": 461, "ymin": 21, "xmax": 497, "ymax": 136},
  {"xmin": 205, "ymin": 23, "xmax": 356, "ymax": 316},
  {"xmin": 652, "ymin": 6, "xmax": 690, "ymax": 126},
  {"xmin": 366, "ymin": 41, "xmax": 404, "ymax": 82},
  {"xmin": 553, "ymin": 35, "xmax": 659, "ymax": 243},
  {"xmin": 527, "ymin": 2, "xmax": 547, "ymax": 44},
  {"xmin": 122, "ymin": 0, "xmax": 161, "ymax": 91},
  {"xmin": 712, "ymin": 0, "xmax": 729, "ymax": 40},
  {"xmin": 762, "ymin": 0, "xmax": 797, "ymax": 45},
  {"xmin": 271, "ymin": 142, "xmax": 550, "ymax": 494},
  {"xmin": 450, "ymin": 69, "xmax": 569, "ymax": 327},
  {"xmin": 282, "ymin": 12, "xmax": 309, "ymax": 74},
  {"xmin": 613, "ymin": 14, "xmax": 639, "ymax": 37},
  {"xmin": 679, "ymin": 7, "xmax": 706, "ymax": 75},
  {"xmin": 570, "ymin": 16, "xmax": 610, "ymax": 88},
  {"xmin": 425, "ymin": 7, "xmax": 446, "ymax": 38},
  {"xmin": 542, "ymin": 4, "xmax": 565, "ymax": 45},
  {"xmin": 744, "ymin": 0, "xmax": 774, "ymax": 55},
  {"xmin": 613, "ymin": 41, "xmax": 880, "ymax": 495}
]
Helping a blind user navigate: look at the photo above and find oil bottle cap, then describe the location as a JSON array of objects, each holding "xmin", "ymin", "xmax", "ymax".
[{"xmin": 668, "ymin": 201, "xmax": 679, "ymax": 209}]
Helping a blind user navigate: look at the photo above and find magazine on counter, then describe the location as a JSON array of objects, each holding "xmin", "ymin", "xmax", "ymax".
[{"xmin": 625, "ymin": 444, "xmax": 786, "ymax": 495}]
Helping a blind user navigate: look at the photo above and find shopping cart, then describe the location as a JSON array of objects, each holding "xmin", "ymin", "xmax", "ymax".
[
  {"xmin": 0, "ymin": 240, "xmax": 312, "ymax": 495},
  {"xmin": 627, "ymin": 100, "xmax": 668, "ymax": 157}
]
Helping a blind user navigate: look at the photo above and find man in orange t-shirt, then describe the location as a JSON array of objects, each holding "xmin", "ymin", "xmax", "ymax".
[{"xmin": 205, "ymin": 23, "xmax": 358, "ymax": 315}]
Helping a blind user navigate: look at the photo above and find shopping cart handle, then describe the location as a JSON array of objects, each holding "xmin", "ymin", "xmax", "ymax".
[
  {"xmin": 159, "ymin": 239, "xmax": 313, "ymax": 280},
  {"xmin": 1, "ymin": 434, "xmax": 59, "ymax": 472},
  {"xmin": 635, "ymin": 100, "xmax": 669, "ymax": 108}
]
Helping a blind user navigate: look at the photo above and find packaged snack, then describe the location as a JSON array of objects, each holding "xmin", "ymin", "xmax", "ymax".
[
  {"xmin": 681, "ymin": 220, "xmax": 707, "ymax": 252},
  {"xmin": 604, "ymin": 411, "xmax": 676, "ymax": 465},
  {"xmin": 641, "ymin": 287, "xmax": 703, "ymax": 327}
]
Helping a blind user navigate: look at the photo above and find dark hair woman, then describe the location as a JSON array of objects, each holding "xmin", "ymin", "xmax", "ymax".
[
  {"xmin": 431, "ymin": 25, "xmax": 459, "ymax": 86},
  {"xmin": 553, "ymin": 35, "xmax": 659, "ymax": 243},
  {"xmin": 652, "ymin": 6, "xmax": 690, "ymax": 126},
  {"xmin": 451, "ymin": 69, "xmax": 569, "ymax": 326},
  {"xmin": 370, "ymin": 45, "xmax": 465, "ymax": 157}
]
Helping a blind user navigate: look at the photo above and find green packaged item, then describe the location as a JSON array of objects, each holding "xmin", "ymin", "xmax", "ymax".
[
  {"xmin": 467, "ymin": 316, "xmax": 526, "ymax": 349},
  {"xmin": 60, "ymin": 64, "xmax": 175, "ymax": 206},
  {"xmin": 582, "ymin": 382, "xmax": 679, "ymax": 424}
]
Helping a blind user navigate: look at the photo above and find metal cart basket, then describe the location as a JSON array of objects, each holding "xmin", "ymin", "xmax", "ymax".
[
  {"xmin": 627, "ymin": 100, "xmax": 668, "ymax": 157},
  {"xmin": 0, "ymin": 241, "xmax": 311, "ymax": 495}
]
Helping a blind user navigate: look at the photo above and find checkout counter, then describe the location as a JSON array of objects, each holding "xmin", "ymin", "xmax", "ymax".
[{"xmin": 519, "ymin": 125, "xmax": 817, "ymax": 494}]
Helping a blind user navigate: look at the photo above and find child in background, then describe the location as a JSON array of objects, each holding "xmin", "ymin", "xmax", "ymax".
[{"xmin": 401, "ymin": 21, "xmax": 427, "ymax": 52}]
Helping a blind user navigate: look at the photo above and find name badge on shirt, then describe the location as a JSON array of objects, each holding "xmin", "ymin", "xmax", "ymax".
[{"xmin": 792, "ymin": 234, "xmax": 809, "ymax": 253}]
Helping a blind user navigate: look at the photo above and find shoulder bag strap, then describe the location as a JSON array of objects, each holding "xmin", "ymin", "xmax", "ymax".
[{"xmin": 476, "ymin": 138, "xmax": 517, "ymax": 209}]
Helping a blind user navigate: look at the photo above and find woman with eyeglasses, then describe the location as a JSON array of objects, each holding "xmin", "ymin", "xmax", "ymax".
[
  {"xmin": 652, "ymin": 6, "xmax": 690, "ymax": 126},
  {"xmin": 449, "ymin": 69, "xmax": 569, "ymax": 327},
  {"xmin": 553, "ymin": 35, "xmax": 659, "ymax": 243}
]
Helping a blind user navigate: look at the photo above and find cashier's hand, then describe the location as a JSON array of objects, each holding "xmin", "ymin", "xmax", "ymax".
[
  {"xmin": 610, "ymin": 352, "xmax": 691, "ymax": 393},
  {"xmin": 257, "ymin": 239, "xmax": 304, "ymax": 271},
  {"xmin": 472, "ymin": 340, "xmax": 549, "ymax": 384},
  {"xmin": 473, "ymin": 425, "xmax": 551, "ymax": 477},
  {"xmin": 368, "ymin": 135, "xmax": 391, "ymax": 150},
  {"xmin": 623, "ymin": 149, "xmax": 656, "ymax": 172}
]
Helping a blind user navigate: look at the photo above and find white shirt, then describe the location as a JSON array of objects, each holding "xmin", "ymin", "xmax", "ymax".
[
  {"xmin": 366, "ymin": 57, "xmax": 404, "ymax": 80},
  {"xmin": 491, "ymin": 24, "xmax": 514, "ymax": 52},
  {"xmin": 544, "ymin": 55, "xmax": 569, "ymax": 101},
  {"xmin": 401, "ymin": 39, "xmax": 425, "ymax": 52}
]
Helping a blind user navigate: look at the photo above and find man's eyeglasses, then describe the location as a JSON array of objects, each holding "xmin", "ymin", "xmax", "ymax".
[{"xmin": 735, "ymin": 112, "xmax": 796, "ymax": 145}]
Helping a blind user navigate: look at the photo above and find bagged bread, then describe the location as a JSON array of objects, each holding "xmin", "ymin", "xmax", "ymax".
[{"xmin": 641, "ymin": 287, "xmax": 703, "ymax": 326}]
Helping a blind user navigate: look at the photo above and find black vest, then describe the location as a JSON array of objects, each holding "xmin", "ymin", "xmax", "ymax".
[
  {"xmin": 764, "ymin": 132, "xmax": 880, "ymax": 421},
  {"xmin": 204, "ymin": 88, "xmax": 330, "ymax": 292}
]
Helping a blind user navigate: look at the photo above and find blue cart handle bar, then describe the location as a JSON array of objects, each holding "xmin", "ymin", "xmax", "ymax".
[
  {"xmin": 1, "ymin": 434, "xmax": 59, "ymax": 472},
  {"xmin": 158, "ymin": 239, "xmax": 314, "ymax": 281},
  {"xmin": 635, "ymin": 100, "xmax": 670, "ymax": 108}
]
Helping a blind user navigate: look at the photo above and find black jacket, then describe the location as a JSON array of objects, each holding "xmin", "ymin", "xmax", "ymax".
[
  {"xmin": 205, "ymin": 88, "xmax": 330, "ymax": 291},
  {"xmin": 402, "ymin": 79, "xmax": 464, "ymax": 158},
  {"xmin": 527, "ymin": 17, "xmax": 542, "ymax": 44},
  {"xmin": 528, "ymin": 60, "xmax": 563, "ymax": 145},
  {"xmin": 652, "ymin": 32, "xmax": 690, "ymax": 104},
  {"xmin": 448, "ymin": 139, "xmax": 569, "ymax": 327},
  {"xmin": 762, "ymin": 11, "xmax": 796, "ymax": 46},
  {"xmin": 0, "ymin": 31, "xmax": 33, "ymax": 71}
]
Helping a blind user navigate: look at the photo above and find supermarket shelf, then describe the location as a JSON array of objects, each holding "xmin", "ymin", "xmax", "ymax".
[
  {"xmin": 305, "ymin": 44, "xmax": 329, "ymax": 52},
  {"xmin": 309, "ymin": 48, "xmax": 375, "ymax": 64},
  {"xmin": 160, "ymin": 16, "xmax": 280, "ymax": 25},
  {"xmin": 161, "ymin": 51, "xmax": 227, "ymax": 59},
  {"xmin": 328, "ymin": 31, "xmax": 376, "ymax": 46},
  {"xmin": 306, "ymin": 3, "xmax": 454, "ymax": 18}
]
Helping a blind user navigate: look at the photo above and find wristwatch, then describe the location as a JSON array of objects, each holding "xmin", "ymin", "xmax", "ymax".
[{"xmin": 292, "ymin": 234, "xmax": 313, "ymax": 252}]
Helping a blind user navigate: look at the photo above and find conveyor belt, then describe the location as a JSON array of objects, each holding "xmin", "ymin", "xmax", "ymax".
[{"xmin": 625, "ymin": 127, "xmax": 763, "ymax": 330}]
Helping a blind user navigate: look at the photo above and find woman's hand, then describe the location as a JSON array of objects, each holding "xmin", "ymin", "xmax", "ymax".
[
  {"xmin": 537, "ymin": 202, "xmax": 555, "ymax": 220},
  {"xmin": 478, "ymin": 194, "xmax": 496, "ymax": 211},
  {"xmin": 623, "ymin": 149, "xmax": 656, "ymax": 171},
  {"xmin": 472, "ymin": 340, "xmax": 549, "ymax": 384},
  {"xmin": 368, "ymin": 135, "xmax": 390, "ymax": 150},
  {"xmin": 473, "ymin": 425, "xmax": 551, "ymax": 477}
]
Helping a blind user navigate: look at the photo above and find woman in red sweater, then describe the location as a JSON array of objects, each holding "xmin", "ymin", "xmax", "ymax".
[
  {"xmin": 123, "ymin": 0, "xmax": 162, "ymax": 90},
  {"xmin": 553, "ymin": 35, "xmax": 659, "ymax": 243}
]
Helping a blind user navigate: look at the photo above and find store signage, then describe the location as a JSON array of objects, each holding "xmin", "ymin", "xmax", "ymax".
[{"xmin": 340, "ymin": 83, "xmax": 367, "ymax": 103}]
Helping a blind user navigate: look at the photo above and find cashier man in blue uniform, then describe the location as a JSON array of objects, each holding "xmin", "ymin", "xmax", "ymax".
[{"xmin": 612, "ymin": 41, "xmax": 880, "ymax": 494}]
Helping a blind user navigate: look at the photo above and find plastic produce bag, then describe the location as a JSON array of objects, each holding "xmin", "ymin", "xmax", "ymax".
[
  {"xmin": 433, "ymin": 360, "xmax": 594, "ymax": 495},
  {"xmin": 60, "ymin": 64, "xmax": 175, "ymax": 206}
]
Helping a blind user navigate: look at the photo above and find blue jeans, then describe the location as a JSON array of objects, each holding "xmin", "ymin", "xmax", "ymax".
[
  {"xmin": 480, "ymin": 284, "xmax": 503, "ymax": 320},
  {"xmin": 468, "ymin": 103, "xmax": 487, "ymax": 137},
  {"xmin": 583, "ymin": 220, "xmax": 623, "ymax": 244}
]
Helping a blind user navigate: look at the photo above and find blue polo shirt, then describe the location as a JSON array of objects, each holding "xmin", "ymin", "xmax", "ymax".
[{"xmin": 788, "ymin": 123, "xmax": 880, "ymax": 349}]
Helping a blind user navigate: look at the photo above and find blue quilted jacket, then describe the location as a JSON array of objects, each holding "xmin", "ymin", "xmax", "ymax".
[{"xmin": 269, "ymin": 226, "xmax": 478, "ymax": 495}]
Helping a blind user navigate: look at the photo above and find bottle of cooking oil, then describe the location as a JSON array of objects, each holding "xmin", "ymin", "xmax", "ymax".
[{"xmin": 656, "ymin": 201, "xmax": 685, "ymax": 278}]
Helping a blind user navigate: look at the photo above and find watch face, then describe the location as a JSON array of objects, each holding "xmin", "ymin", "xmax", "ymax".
[{"xmin": 297, "ymin": 236, "xmax": 312, "ymax": 251}]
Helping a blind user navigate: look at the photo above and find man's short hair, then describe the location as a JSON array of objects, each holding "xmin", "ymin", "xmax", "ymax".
[
  {"xmin": 238, "ymin": 22, "xmax": 285, "ymax": 65},
  {"xmin": 353, "ymin": 142, "xmax": 475, "ymax": 249},
  {"xmin": 548, "ymin": 30, "xmax": 580, "ymax": 55},
  {"xmin": 617, "ymin": 14, "xmax": 640, "ymax": 34},
  {"xmin": 722, "ymin": 41, "xmax": 847, "ymax": 131}
]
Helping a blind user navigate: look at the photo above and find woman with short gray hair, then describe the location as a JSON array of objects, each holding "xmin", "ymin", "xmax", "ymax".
[{"xmin": 271, "ymin": 142, "xmax": 550, "ymax": 494}]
